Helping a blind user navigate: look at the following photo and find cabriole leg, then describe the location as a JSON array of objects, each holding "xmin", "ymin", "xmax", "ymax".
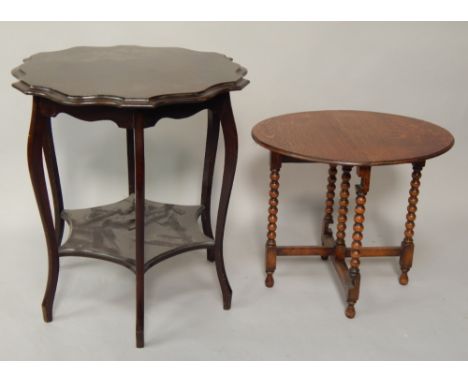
[
  {"xmin": 43, "ymin": 111, "xmax": 64, "ymax": 246},
  {"xmin": 213, "ymin": 94, "xmax": 237, "ymax": 310},
  {"xmin": 201, "ymin": 109, "xmax": 220, "ymax": 262},
  {"xmin": 27, "ymin": 97, "xmax": 60, "ymax": 322},
  {"xmin": 265, "ymin": 153, "xmax": 282, "ymax": 287},
  {"xmin": 399, "ymin": 162, "xmax": 425, "ymax": 286}
]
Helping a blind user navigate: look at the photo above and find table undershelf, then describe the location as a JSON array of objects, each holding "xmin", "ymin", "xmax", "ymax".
[{"xmin": 59, "ymin": 195, "xmax": 214, "ymax": 272}]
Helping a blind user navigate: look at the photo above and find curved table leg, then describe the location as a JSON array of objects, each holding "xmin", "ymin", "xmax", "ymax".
[
  {"xmin": 134, "ymin": 117, "xmax": 146, "ymax": 348},
  {"xmin": 201, "ymin": 110, "xmax": 220, "ymax": 262},
  {"xmin": 213, "ymin": 94, "xmax": 237, "ymax": 310},
  {"xmin": 399, "ymin": 161, "xmax": 425, "ymax": 285},
  {"xmin": 43, "ymin": 113, "xmax": 64, "ymax": 246},
  {"xmin": 28, "ymin": 97, "xmax": 60, "ymax": 322}
]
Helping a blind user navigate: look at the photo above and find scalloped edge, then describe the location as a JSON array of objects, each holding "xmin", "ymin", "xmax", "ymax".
[{"xmin": 11, "ymin": 46, "xmax": 249, "ymax": 108}]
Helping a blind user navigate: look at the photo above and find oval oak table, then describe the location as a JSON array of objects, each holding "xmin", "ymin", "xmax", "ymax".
[
  {"xmin": 252, "ymin": 110, "xmax": 454, "ymax": 319},
  {"xmin": 12, "ymin": 46, "xmax": 249, "ymax": 347}
]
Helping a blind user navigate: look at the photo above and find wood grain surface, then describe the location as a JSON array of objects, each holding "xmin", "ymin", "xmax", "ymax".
[{"xmin": 252, "ymin": 110, "xmax": 454, "ymax": 166}]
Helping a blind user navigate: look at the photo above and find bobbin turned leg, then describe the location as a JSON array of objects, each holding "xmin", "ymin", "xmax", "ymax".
[
  {"xmin": 335, "ymin": 166, "xmax": 352, "ymax": 261},
  {"xmin": 399, "ymin": 162, "xmax": 425, "ymax": 286},
  {"xmin": 345, "ymin": 166, "xmax": 370, "ymax": 319},
  {"xmin": 265, "ymin": 153, "xmax": 282, "ymax": 288},
  {"xmin": 321, "ymin": 165, "xmax": 337, "ymax": 259}
]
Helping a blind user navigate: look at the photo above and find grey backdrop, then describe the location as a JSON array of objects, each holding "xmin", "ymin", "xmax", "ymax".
[{"xmin": 1, "ymin": 22, "xmax": 467, "ymax": 359}]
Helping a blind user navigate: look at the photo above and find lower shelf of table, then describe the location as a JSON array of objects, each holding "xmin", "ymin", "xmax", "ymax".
[{"xmin": 59, "ymin": 194, "xmax": 214, "ymax": 272}]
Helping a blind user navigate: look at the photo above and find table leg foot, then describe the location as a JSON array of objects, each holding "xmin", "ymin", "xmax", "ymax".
[
  {"xmin": 42, "ymin": 303, "xmax": 53, "ymax": 322},
  {"xmin": 207, "ymin": 248, "xmax": 215, "ymax": 263},
  {"xmin": 345, "ymin": 304, "xmax": 356, "ymax": 319},
  {"xmin": 320, "ymin": 255, "xmax": 328, "ymax": 261},
  {"xmin": 223, "ymin": 294, "xmax": 232, "ymax": 310},
  {"xmin": 136, "ymin": 331, "xmax": 144, "ymax": 348},
  {"xmin": 399, "ymin": 272, "xmax": 409, "ymax": 285},
  {"xmin": 265, "ymin": 272, "xmax": 274, "ymax": 288},
  {"xmin": 41, "ymin": 263, "xmax": 59, "ymax": 323},
  {"xmin": 213, "ymin": 244, "xmax": 233, "ymax": 310}
]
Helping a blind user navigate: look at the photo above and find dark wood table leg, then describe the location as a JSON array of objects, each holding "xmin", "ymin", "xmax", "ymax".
[
  {"xmin": 213, "ymin": 94, "xmax": 237, "ymax": 310},
  {"xmin": 43, "ymin": 113, "xmax": 64, "ymax": 246},
  {"xmin": 201, "ymin": 109, "xmax": 220, "ymax": 263},
  {"xmin": 126, "ymin": 128, "xmax": 135, "ymax": 195},
  {"xmin": 134, "ymin": 115, "xmax": 145, "ymax": 348},
  {"xmin": 27, "ymin": 97, "xmax": 60, "ymax": 322},
  {"xmin": 265, "ymin": 152, "xmax": 282, "ymax": 287},
  {"xmin": 399, "ymin": 161, "xmax": 425, "ymax": 285},
  {"xmin": 321, "ymin": 165, "xmax": 337, "ymax": 259}
]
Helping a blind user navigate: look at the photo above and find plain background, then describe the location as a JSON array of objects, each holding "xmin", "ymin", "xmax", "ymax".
[{"xmin": 1, "ymin": 22, "xmax": 467, "ymax": 360}]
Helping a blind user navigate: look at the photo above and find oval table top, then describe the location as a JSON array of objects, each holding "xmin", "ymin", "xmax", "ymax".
[
  {"xmin": 252, "ymin": 110, "xmax": 454, "ymax": 166},
  {"xmin": 11, "ymin": 46, "xmax": 249, "ymax": 108}
]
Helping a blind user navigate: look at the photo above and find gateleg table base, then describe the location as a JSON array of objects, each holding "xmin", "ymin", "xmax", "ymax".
[{"xmin": 264, "ymin": 153, "xmax": 425, "ymax": 318}]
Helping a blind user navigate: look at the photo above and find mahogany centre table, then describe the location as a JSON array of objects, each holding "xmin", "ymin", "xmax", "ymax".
[
  {"xmin": 252, "ymin": 110, "xmax": 454, "ymax": 318},
  {"xmin": 12, "ymin": 46, "xmax": 248, "ymax": 347}
]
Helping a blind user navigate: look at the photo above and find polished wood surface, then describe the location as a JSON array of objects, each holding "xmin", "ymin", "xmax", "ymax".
[
  {"xmin": 252, "ymin": 110, "xmax": 454, "ymax": 166},
  {"xmin": 12, "ymin": 46, "xmax": 248, "ymax": 108}
]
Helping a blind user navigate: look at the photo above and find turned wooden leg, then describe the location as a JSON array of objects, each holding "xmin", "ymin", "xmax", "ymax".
[
  {"xmin": 213, "ymin": 94, "xmax": 237, "ymax": 310},
  {"xmin": 27, "ymin": 97, "xmax": 60, "ymax": 322},
  {"xmin": 201, "ymin": 109, "xmax": 220, "ymax": 263},
  {"xmin": 265, "ymin": 153, "xmax": 282, "ymax": 288},
  {"xmin": 345, "ymin": 166, "xmax": 370, "ymax": 319},
  {"xmin": 321, "ymin": 165, "xmax": 337, "ymax": 259},
  {"xmin": 335, "ymin": 166, "xmax": 352, "ymax": 261},
  {"xmin": 134, "ymin": 117, "xmax": 145, "ymax": 348},
  {"xmin": 399, "ymin": 162, "xmax": 425, "ymax": 286}
]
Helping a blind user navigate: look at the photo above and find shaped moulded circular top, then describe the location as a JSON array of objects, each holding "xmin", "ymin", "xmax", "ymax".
[
  {"xmin": 252, "ymin": 110, "xmax": 454, "ymax": 166},
  {"xmin": 12, "ymin": 46, "xmax": 249, "ymax": 108}
]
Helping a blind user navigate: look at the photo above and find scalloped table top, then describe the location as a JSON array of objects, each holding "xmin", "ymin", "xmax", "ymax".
[{"xmin": 11, "ymin": 46, "xmax": 249, "ymax": 108}]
